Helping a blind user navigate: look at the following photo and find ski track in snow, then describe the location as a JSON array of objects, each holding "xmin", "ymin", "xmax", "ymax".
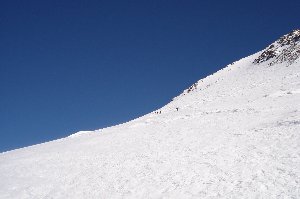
[{"xmin": 1, "ymin": 34, "xmax": 300, "ymax": 198}]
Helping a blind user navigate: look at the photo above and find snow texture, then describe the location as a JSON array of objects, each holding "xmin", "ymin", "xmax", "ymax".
[{"xmin": 1, "ymin": 30, "xmax": 300, "ymax": 198}]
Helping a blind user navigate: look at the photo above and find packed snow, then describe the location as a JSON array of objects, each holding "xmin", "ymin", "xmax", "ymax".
[{"xmin": 0, "ymin": 30, "xmax": 300, "ymax": 198}]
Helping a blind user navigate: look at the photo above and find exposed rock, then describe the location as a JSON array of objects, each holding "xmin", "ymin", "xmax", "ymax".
[{"xmin": 254, "ymin": 29, "xmax": 300, "ymax": 66}]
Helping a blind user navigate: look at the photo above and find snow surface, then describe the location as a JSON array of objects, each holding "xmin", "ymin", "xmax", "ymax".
[{"xmin": 1, "ymin": 33, "xmax": 300, "ymax": 198}]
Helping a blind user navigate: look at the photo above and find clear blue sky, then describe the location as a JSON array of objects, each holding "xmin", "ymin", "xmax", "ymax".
[{"xmin": 1, "ymin": 0, "xmax": 299, "ymax": 152}]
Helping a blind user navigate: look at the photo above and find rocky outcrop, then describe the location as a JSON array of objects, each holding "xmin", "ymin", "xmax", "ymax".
[{"xmin": 254, "ymin": 29, "xmax": 300, "ymax": 66}]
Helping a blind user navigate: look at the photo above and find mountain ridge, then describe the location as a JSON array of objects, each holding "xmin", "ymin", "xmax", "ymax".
[{"xmin": 254, "ymin": 29, "xmax": 300, "ymax": 66}]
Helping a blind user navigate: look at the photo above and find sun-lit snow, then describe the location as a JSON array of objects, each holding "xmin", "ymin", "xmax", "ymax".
[
  {"xmin": 68, "ymin": 131, "xmax": 94, "ymax": 138},
  {"xmin": 0, "ymin": 30, "xmax": 299, "ymax": 198}
]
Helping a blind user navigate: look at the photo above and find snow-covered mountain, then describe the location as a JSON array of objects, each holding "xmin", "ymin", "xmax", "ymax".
[{"xmin": 1, "ymin": 30, "xmax": 300, "ymax": 198}]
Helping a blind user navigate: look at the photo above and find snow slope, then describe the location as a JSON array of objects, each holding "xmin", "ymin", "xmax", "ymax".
[{"xmin": 1, "ymin": 30, "xmax": 300, "ymax": 198}]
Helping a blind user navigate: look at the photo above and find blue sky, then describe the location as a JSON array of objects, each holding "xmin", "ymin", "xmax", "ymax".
[{"xmin": 0, "ymin": 0, "xmax": 299, "ymax": 152}]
